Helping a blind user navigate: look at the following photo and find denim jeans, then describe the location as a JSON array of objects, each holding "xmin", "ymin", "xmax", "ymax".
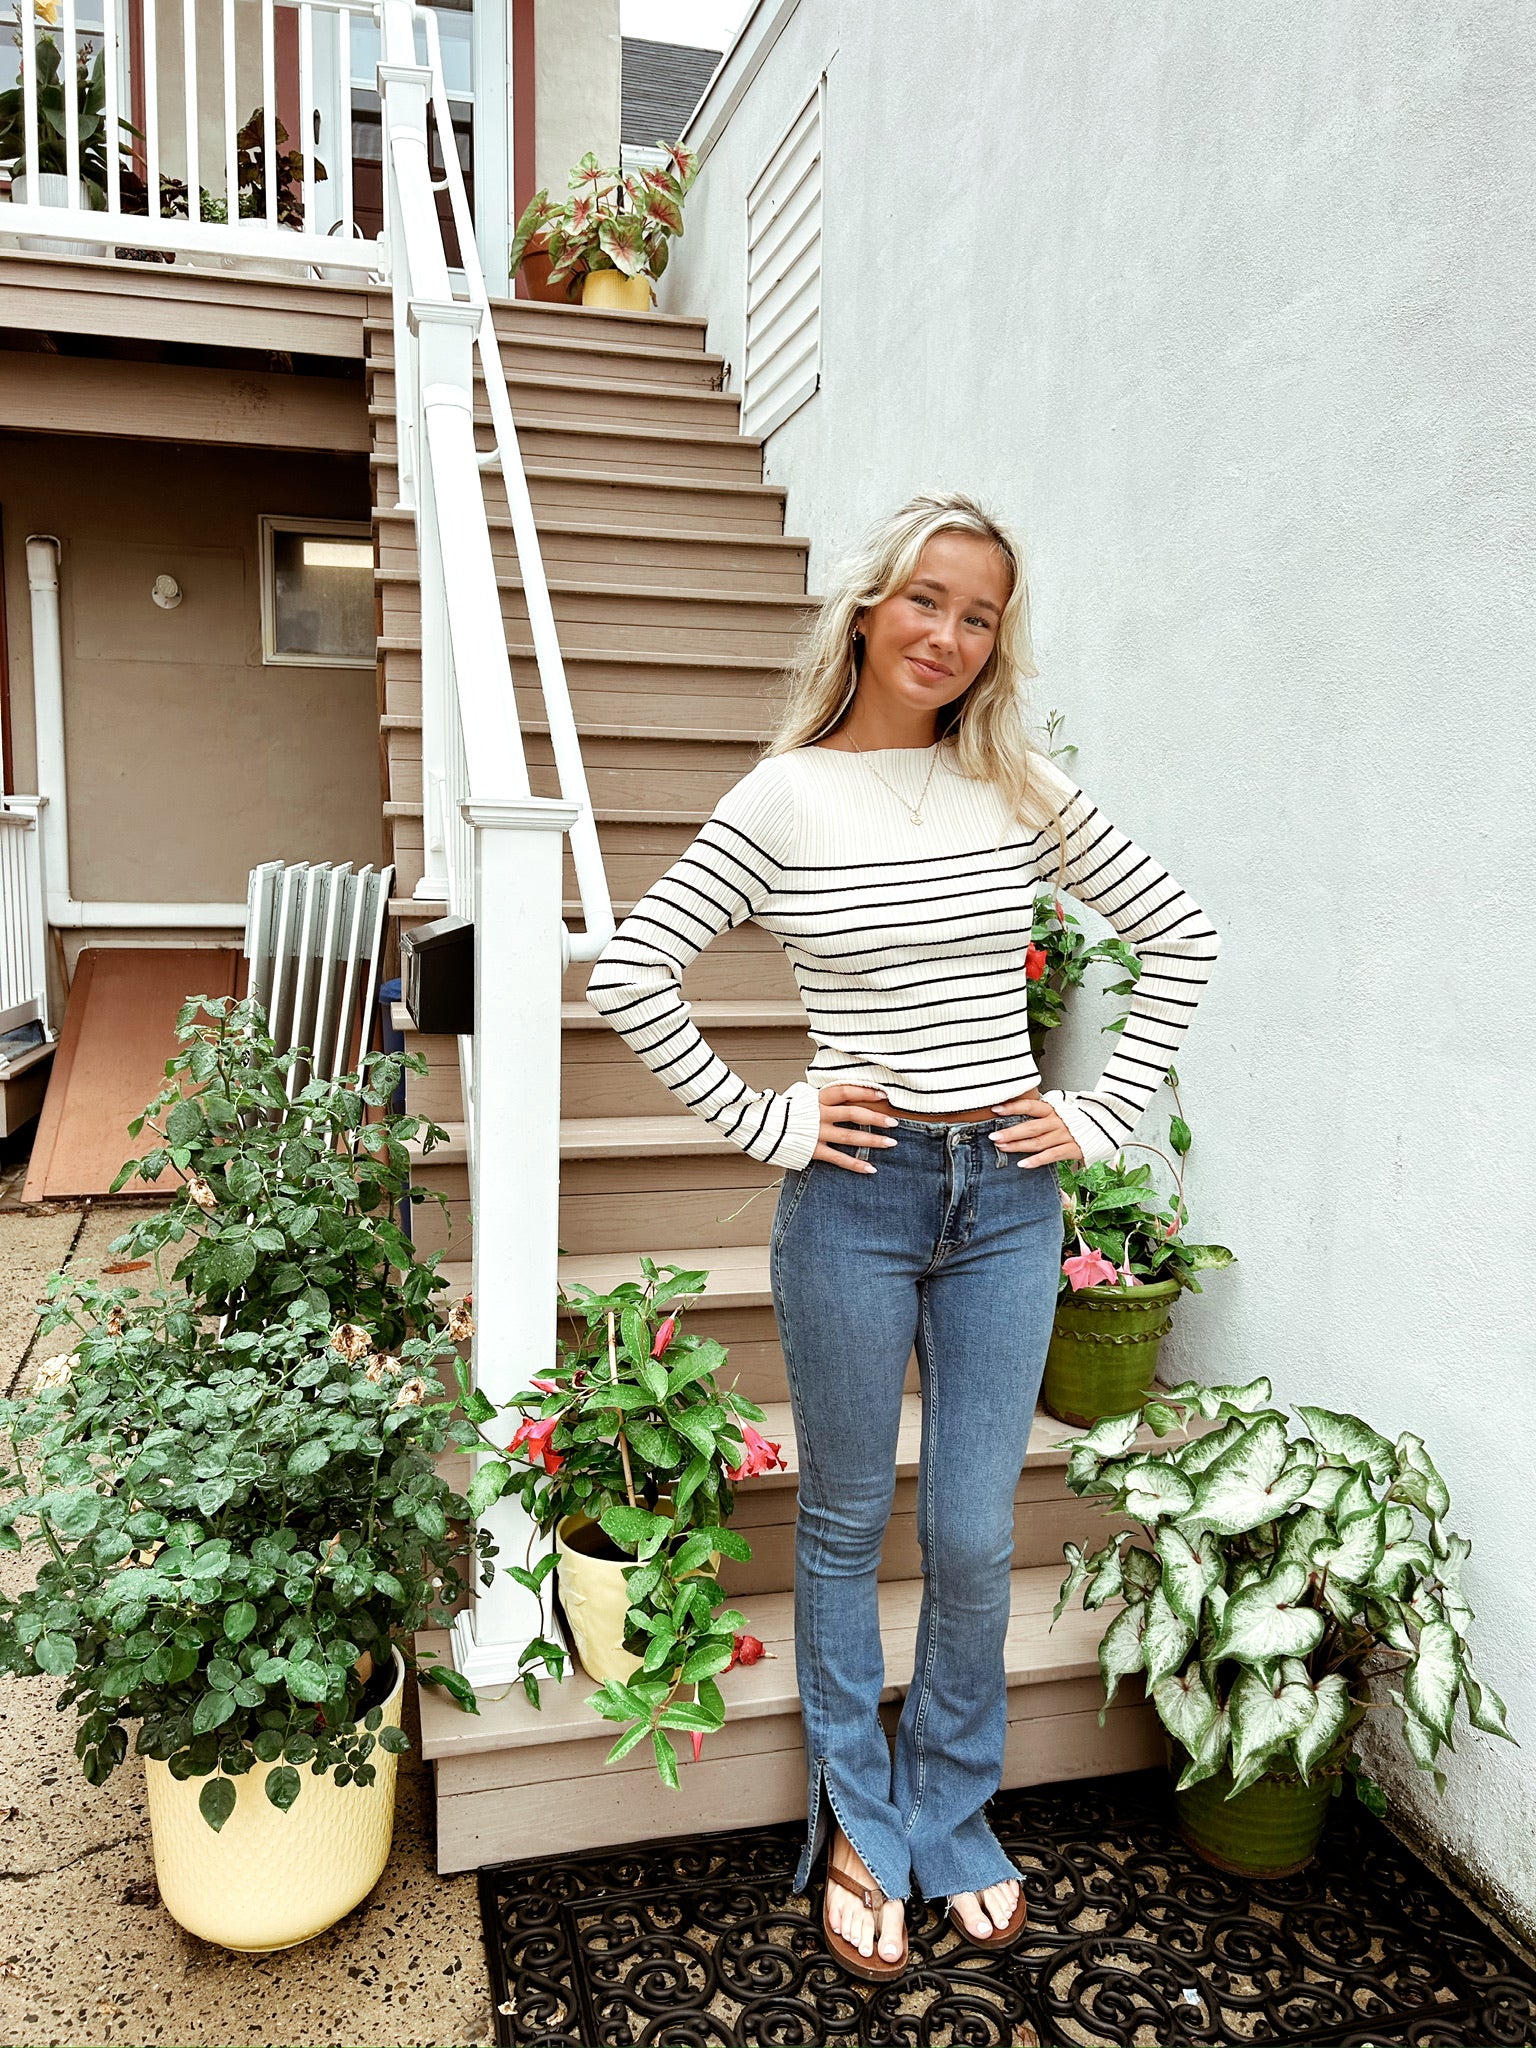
[{"xmin": 768, "ymin": 1113, "xmax": 1063, "ymax": 1905}]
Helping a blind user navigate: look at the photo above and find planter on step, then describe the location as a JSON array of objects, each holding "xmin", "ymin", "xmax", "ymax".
[
  {"xmin": 144, "ymin": 1647, "xmax": 405, "ymax": 1953},
  {"xmin": 557, "ymin": 1507, "xmax": 720, "ymax": 1684},
  {"xmin": 1042, "ymin": 1277, "xmax": 1179, "ymax": 1426},
  {"xmin": 519, "ymin": 232, "xmax": 581, "ymax": 302},
  {"xmin": 581, "ymin": 266, "xmax": 654, "ymax": 312},
  {"xmin": 9, "ymin": 171, "xmax": 96, "ymax": 256},
  {"xmin": 1169, "ymin": 1737, "xmax": 1347, "ymax": 1878}
]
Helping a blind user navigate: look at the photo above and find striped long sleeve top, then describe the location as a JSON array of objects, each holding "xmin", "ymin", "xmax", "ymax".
[{"xmin": 585, "ymin": 742, "xmax": 1220, "ymax": 1171}]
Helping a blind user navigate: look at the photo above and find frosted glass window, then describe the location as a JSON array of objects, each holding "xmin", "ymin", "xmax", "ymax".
[{"xmin": 261, "ymin": 518, "xmax": 373, "ymax": 667}]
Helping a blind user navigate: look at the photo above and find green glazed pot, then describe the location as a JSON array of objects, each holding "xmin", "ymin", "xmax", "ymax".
[
  {"xmin": 1042, "ymin": 1278, "xmax": 1179, "ymax": 1427},
  {"xmin": 1170, "ymin": 1744, "xmax": 1346, "ymax": 1878}
]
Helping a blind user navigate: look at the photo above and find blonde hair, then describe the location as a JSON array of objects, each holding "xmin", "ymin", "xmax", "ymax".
[{"xmin": 768, "ymin": 489, "xmax": 1067, "ymax": 860}]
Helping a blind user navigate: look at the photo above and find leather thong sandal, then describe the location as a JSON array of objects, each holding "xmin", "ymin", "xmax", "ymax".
[
  {"xmin": 823, "ymin": 1848, "xmax": 909, "ymax": 1983},
  {"xmin": 947, "ymin": 1879, "xmax": 1029, "ymax": 1950}
]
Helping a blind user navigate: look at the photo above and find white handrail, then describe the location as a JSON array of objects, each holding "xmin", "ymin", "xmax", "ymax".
[
  {"xmin": 417, "ymin": 8, "xmax": 615, "ymax": 964},
  {"xmin": 0, "ymin": 798, "xmax": 51, "ymax": 1042}
]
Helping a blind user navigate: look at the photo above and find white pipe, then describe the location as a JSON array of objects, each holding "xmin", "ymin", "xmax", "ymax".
[{"xmin": 26, "ymin": 537, "xmax": 245, "ymax": 931}]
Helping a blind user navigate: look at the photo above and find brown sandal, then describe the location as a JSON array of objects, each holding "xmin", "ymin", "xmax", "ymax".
[
  {"xmin": 947, "ymin": 1880, "xmax": 1029, "ymax": 1950},
  {"xmin": 823, "ymin": 1851, "xmax": 909, "ymax": 1983}
]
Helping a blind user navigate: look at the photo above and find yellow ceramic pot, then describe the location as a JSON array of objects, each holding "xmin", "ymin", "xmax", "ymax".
[
  {"xmin": 556, "ymin": 1512, "xmax": 722, "ymax": 1683},
  {"xmin": 581, "ymin": 267, "xmax": 654, "ymax": 312},
  {"xmin": 144, "ymin": 1647, "xmax": 404, "ymax": 1953}
]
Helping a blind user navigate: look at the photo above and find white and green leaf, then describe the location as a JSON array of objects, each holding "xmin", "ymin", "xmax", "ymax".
[
  {"xmin": 1190, "ymin": 1416, "xmax": 1317, "ymax": 1537},
  {"xmin": 1291, "ymin": 1672, "xmax": 1353, "ymax": 1781},
  {"xmin": 1294, "ymin": 1406, "xmax": 1395, "ymax": 1481},
  {"xmin": 1142, "ymin": 1584, "xmax": 1196, "ymax": 1688},
  {"xmin": 1155, "ymin": 1524, "xmax": 1213, "ymax": 1632},
  {"xmin": 1120, "ymin": 1459, "xmax": 1196, "ymax": 1524},
  {"xmin": 1098, "ymin": 1601, "xmax": 1148, "ymax": 1714},
  {"xmin": 1152, "ymin": 1663, "xmax": 1219, "ymax": 1756},
  {"xmin": 1311, "ymin": 1506, "xmax": 1386, "ymax": 1585},
  {"xmin": 1228, "ymin": 1665, "xmax": 1320, "ymax": 1794},
  {"xmin": 1210, "ymin": 1563, "xmax": 1326, "ymax": 1666},
  {"xmin": 1404, "ymin": 1617, "xmax": 1461, "ymax": 1744}
]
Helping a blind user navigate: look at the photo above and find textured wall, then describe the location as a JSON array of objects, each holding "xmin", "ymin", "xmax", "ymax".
[
  {"xmin": 534, "ymin": 0, "xmax": 622, "ymax": 197},
  {"xmin": 661, "ymin": 0, "xmax": 1536, "ymax": 1931}
]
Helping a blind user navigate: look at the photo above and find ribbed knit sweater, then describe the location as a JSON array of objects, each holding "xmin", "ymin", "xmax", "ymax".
[{"xmin": 585, "ymin": 743, "xmax": 1220, "ymax": 1172}]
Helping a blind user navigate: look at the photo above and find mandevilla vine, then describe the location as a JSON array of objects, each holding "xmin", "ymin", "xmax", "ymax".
[
  {"xmin": 1052, "ymin": 1378, "xmax": 1513, "ymax": 1805},
  {"xmin": 458, "ymin": 1258, "xmax": 778, "ymax": 1786}
]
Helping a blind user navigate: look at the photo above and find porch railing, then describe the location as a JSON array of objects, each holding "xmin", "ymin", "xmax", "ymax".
[
  {"xmin": 377, "ymin": 0, "xmax": 613, "ymax": 1685},
  {"xmin": 0, "ymin": 0, "xmax": 383, "ymax": 274},
  {"xmin": 0, "ymin": 797, "xmax": 51, "ymax": 1042}
]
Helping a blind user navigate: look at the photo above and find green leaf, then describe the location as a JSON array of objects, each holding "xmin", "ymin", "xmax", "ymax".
[
  {"xmin": 287, "ymin": 1440, "xmax": 330, "ymax": 1478},
  {"xmin": 223, "ymin": 1601, "xmax": 258, "ymax": 1643},
  {"xmin": 1074, "ymin": 1411, "xmax": 1143, "ymax": 1458},
  {"xmin": 1295, "ymin": 1406, "xmax": 1395, "ymax": 1481},
  {"xmin": 638, "ymin": 1359, "xmax": 669, "ymax": 1403},
  {"xmin": 599, "ymin": 1505, "xmax": 672, "ymax": 1557},
  {"xmin": 1154, "ymin": 1525, "xmax": 1212, "ymax": 1633},
  {"xmin": 1291, "ymin": 1672, "xmax": 1353, "ymax": 1780},
  {"xmin": 466, "ymin": 1459, "xmax": 511, "ymax": 1516},
  {"xmin": 620, "ymin": 1305, "xmax": 650, "ymax": 1369},
  {"xmin": 1228, "ymin": 1666, "xmax": 1320, "ymax": 1794},
  {"xmin": 461, "ymin": 1388, "xmax": 497, "ymax": 1425},
  {"xmin": 1152, "ymin": 1664, "xmax": 1218, "ymax": 1757},
  {"xmin": 199, "ymin": 1777, "xmax": 237, "ymax": 1831},
  {"xmin": 1189, "ymin": 1416, "xmax": 1317, "ymax": 1535},
  {"xmin": 1142, "ymin": 1401, "xmax": 1181, "ymax": 1437},
  {"xmin": 1404, "ymin": 1618, "xmax": 1461, "ymax": 1744},
  {"xmin": 1174, "ymin": 1707, "xmax": 1231, "ymax": 1791},
  {"xmin": 1141, "ymin": 1584, "xmax": 1195, "ymax": 1688},
  {"xmin": 1311, "ymin": 1507, "xmax": 1386, "ymax": 1585},
  {"xmin": 1462, "ymin": 1666, "xmax": 1513, "ymax": 1741},
  {"xmin": 45, "ymin": 1490, "xmax": 103, "ymax": 1540},
  {"xmin": 652, "ymin": 1728, "xmax": 680, "ymax": 1789},
  {"xmin": 1396, "ymin": 1694, "xmax": 1446, "ymax": 1788},
  {"xmin": 286, "ymin": 1658, "xmax": 330, "ymax": 1704},
  {"xmin": 680, "ymin": 1640, "xmax": 736, "ymax": 1684},
  {"xmin": 192, "ymin": 1689, "xmax": 237, "ymax": 1735},
  {"xmin": 1394, "ymin": 1433, "xmax": 1451, "ymax": 1519},
  {"xmin": 605, "ymin": 1720, "xmax": 652, "ymax": 1764},
  {"xmin": 1119, "ymin": 1459, "xmax": 1195, "ymax": 1524},
  {"xmin": 1168, "ymin": 1116, "xmax": 1192, "ymax": 1156},
  {"xmin": 1210, "ymin": 1563, "xmax": 1326, "ymax": 1665},
  {"xmin": 264, "ymin": 1764, "xmax": 302, "ymax": 1811},
  {"xmin": 1097, "ymin": 1601, "xmax": 1147, "ymax": 1714},
  {"xmin": 34, "ymin": 1632, "xmax": 77, "ymax": 1677},
  {"xmin": 1053, "ymin": 1542, "xmax": 1090, "ymax": 1623}
]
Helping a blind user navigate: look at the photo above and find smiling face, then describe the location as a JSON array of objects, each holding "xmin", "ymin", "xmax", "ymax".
[{"xmin": 852, "ymin": 529, "xmax": 1013, "ymax": 740}]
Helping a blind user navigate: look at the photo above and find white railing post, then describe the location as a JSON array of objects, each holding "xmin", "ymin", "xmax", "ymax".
[
  {"xmin": 0, "ymin": 797, "xmax": 51, "ymax": 1040},
  {"xmin": 450, "ymin": 796, "xmax": 579, "ymax": 1685}
]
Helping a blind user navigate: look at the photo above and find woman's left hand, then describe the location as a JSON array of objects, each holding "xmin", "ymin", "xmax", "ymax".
[{"xmin": 987, "ymin": 1090, "xmax": 1084, "ymax": 1168}]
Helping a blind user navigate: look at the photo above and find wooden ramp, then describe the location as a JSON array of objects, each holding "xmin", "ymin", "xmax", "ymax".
[{"xmin": 23, "ymin": 948, "xmax": 242, "ymax": 1200}]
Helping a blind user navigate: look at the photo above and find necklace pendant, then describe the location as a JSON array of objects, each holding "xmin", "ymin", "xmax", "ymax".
[{"xmin": 911, "ymin": 809, "xmax": 924, "ymax": 825}]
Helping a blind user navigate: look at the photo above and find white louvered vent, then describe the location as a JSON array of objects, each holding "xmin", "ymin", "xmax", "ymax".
[{"xmin": 742, "ymin": 77, "xmax": 824, "ymax": 440}]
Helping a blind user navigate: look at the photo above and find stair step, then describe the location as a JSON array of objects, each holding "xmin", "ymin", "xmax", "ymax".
[
  {"xmin": 380, "ymin": 713, "xmax": 773, "ymax": 746},
  {"xmin": 390, "ymin": 1000, "xmax": 807, "ymax": 1037},
  {"xmin": 367, "ymin": 365, "xmax": 742, "ymax": 431},
  {"xmin": 365, "ymin": 315, "xmax": 725, "ymax": 383},
  {"xmin": 558, "ymin": 1239, "xmax": 772, "ymax": 1311},
  {"xmin": 417, "ymin": 1568, "xmax": 1163, "ymax": 1868}
]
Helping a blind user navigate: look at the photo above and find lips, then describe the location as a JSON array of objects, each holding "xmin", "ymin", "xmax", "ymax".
[{"xmin": 907, "ymin": 656, "xmax": 952, "ymax": 680}]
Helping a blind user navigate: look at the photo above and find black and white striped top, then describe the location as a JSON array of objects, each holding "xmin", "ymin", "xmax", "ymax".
[{"xmin": 586, "ymin": 743, "xmax": 1220, "ymax": 1170}]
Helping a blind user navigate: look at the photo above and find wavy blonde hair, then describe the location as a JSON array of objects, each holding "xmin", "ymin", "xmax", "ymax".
[{"xmin": 767, "ymin": 489, "xmax": 1067, "ymax": 859}]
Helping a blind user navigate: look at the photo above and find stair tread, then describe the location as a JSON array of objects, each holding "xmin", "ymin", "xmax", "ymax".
[
  {"xmin": 369, "ymin": 403, "xmax": 759, "ymax": 450},
  {"xmin": 369, "ymin": 364, "xmax": 737, "ymax": 410},
  {"xmin": 382, "ymin": 713, "xmax": 771, "ymax": 744},
  {"xmin": 377, "ymin": 567, "xmax": 817, "ymax": 608},
  {"xmin": 409, "ymin": 1114, "xmax": 773, "ymax": 1163},
  {"xmin": 374, "ymin": 510, "xmax": 806, "ymax": 551},
  {"xmin": 365, "ymin": 314, "xmax": 720, "ymax": 367},
  {"xmin": 371, "ymin": 457, "xmax": 786, "ymax": 500},
  {"xmin": 377, "ymin": 636, "xmax": 793, "ymax": 670},
  {"xmin": 417, "ymin": 1562, "xmax": 1112, "ymax": 1757}
]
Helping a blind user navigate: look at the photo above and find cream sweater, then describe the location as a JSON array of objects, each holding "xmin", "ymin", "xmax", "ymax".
[{"xmin": 586, "ymin": 744, "xmax": 1220, "ymax": 1171}]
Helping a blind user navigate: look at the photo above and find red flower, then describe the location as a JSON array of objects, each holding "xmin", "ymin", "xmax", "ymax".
[
  {"xmin": 529, "ymin": 1377, "xmax": 560, "ymax": 1394},
  {"xmin": 726, "ymin": 1425, "xmax": 786, "ymax": 1481},
  {"xmin": 690, "ymin": 1731, "xmax": 705, "ymax": 1763},
  {"xmin": 651, "ymin": 1315, "xmax": 677, "ymax": 1359},
  {"xmin": 508, "ymin": 1415, "xmax": 564, "ymax": 1473},
  {"xmin": 725, "ymin": 1632, "xmax": 765, "ymax": 1671},
  {"xmin": 1025, "ymin": 944, "xmax": 1049, "ymax": 982}
]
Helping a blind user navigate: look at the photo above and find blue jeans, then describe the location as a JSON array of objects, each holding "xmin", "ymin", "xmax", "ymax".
[{"xmin": 768, "ymin": 1113, "xmax": 1063, "ymax": 1905}]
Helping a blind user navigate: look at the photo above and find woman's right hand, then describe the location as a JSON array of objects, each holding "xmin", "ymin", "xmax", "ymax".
[{"xmin": 813, "ymin": 1083, "xmax": 899, "ymax": 1173}]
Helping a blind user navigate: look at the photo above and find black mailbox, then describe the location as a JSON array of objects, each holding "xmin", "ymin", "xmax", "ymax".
[{"xmin": 400, "ymin": 915, "xmax": 474, "ymax": 1035}]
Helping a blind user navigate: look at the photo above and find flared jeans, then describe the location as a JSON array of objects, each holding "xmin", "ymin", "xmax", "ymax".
[{"xmin": 768, "ymin": 1113, "xmax": 1063, "ymax": 1905}]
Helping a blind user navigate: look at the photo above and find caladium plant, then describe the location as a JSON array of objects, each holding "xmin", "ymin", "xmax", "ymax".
[
  {"xmin": 1053, "ymin": 1378, "xmax": 1513, "ymax": 1804},
  {"xmin": 508, "ymin": 142, "xmax": 699, "ymax": 299}
]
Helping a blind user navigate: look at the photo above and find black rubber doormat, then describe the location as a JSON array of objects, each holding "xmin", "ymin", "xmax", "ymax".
[{"xmin": 478, "ymin": 1768, "xmax": 1536, "ymax": 2046}]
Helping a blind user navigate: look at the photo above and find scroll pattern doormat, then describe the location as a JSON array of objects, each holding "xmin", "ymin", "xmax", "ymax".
[{"xmin": 478, "ymin": 1769, "xmax": 1536, "ymax": 2046}]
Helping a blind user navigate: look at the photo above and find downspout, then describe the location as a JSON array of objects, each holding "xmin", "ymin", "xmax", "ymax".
[{"xmin": 25, "ymin": 535, "xmax": 247, "ymax": 929}]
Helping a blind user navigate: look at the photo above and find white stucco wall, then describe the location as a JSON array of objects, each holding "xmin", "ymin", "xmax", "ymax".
[
  {"xmin": 661, "ymin": 0, "xmax": 1536, "ymax": 1932},
  {"xmin": 534, "ymin": 0, "xmax": 621, "ymax": 198}
]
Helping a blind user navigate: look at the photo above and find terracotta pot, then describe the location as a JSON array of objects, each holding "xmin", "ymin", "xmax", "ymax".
[
  {"xmin": 143, "ymin": 1647, "xmax": 404, "ymax": 1953},
  {"xmin": 1042, "ymin": 1278, "xmax": 1180, "ymax": 1426},
  {"xmin": 520, "ymin": 236, "xmax": 580, "ymax": 303},
  {"xmin": 581, "ymin": 266, "xmax": 654, "ymax": 312}
]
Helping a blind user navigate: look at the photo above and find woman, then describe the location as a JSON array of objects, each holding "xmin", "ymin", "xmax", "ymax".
[{"xmin": 586, "ymin": 491, "xmax": 1220, "ymax": 1980}]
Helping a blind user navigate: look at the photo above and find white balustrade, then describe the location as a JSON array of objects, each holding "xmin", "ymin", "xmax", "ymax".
[
  {"xmin": 1, "ymin": 0, "xmax": 384, "ymax": 271},
  {"xmin": 0, "ymin": 799, "xmax": 51, "ymax": 1043}
]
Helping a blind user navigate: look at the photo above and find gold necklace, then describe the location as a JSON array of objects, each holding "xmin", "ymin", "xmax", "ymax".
[{"xmin": 845, "ymin": 737, "xmax": 943, "ymax": 825}]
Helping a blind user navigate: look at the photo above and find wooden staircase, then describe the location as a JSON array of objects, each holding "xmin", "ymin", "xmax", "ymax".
[{"xmin": 368, "ymin": 298, "xmax": 1159, "ymax": 1874}]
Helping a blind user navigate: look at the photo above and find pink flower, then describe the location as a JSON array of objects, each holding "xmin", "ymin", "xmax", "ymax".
[
  {"xmin": 529, "ymin": 1377, "xmax": 561, "ymax": 1394},
  {"xmin": 725, "ymin": 1633, "xmax": 765, "ymax": 1671},
  {"xmin": 726, "ymin": 1425, "xmax": 786, "ymax": 1481},
  {"xmin": 1162, "ymin": 1217, "xmax": 1181, "ymax": 1240},
  {"xmin": 1025, "ymin": 944, "xmax": 1049, "ymax": 982},
  {"xmin": 651, "ymin": 1315, "xmax": 678, "ymax": 1358},
  {"xmin": 509, "ymin": 1415, "xmax": 564, "ymax": 1474},
  {"xmin": 690, "ymin": 1731, "xmax": 705, "ymax": 1764},
  {"xmin": 1062, "ymin": 1244, "xmax": 1120, "ymax": 1291},
  {"xmin": 1117, "ymin": 1250, "xmax": 1142, "ymax": 1288}
]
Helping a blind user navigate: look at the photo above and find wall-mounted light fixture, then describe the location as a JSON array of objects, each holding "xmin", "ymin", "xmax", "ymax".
[{"xmin": 151, "ymin": 575, "xmax": 183, "ymax": 610}]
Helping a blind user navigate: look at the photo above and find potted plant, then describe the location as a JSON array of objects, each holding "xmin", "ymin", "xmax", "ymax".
[
  {"xmin": 1045, "ymin": 1112, "xmax": 1233, "ymax": 1426},
  {"xmin": 0, "ymin": 996, "xmax": 479, "ymax": 1952},
  {"xmin": 0, "ymin": 28, "xmax": 128, "ymax": 252},
  {"xmin": 1053, "ymin": 1378, "xmax": 1514, "ymax": 1877},
  {"xmin": 1024, "ymin": 890, "xmax": 1141, "ymax": 1064},
  {"xmin": 447, "ymin": 1257, "xmax": 778, "ymax": 1784},
  {"xmin": 509, "ymin": 141, "xmax": 699, "ymax": 312}
]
